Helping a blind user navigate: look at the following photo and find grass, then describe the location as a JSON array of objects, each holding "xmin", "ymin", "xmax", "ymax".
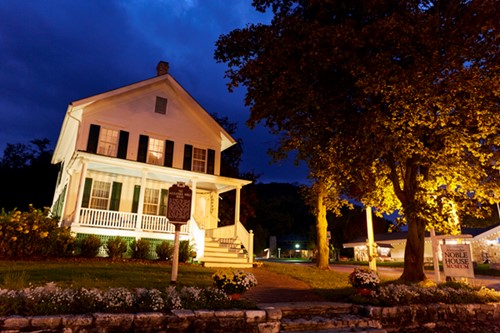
[
  {"xmin": 0, "ymin": 259, "xmax": 217, "ymax": 290},
  {"xmin": 262, "ymin": 262, "xmax": 362, "ymax": 301}
]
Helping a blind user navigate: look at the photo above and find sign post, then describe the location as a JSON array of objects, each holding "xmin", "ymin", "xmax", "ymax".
[{"xmin": 166, "ymin": 182, "xmax": 192, "ymax": 284}]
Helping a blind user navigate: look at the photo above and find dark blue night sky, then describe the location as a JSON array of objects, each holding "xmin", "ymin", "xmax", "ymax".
[{"xmin": 0, "ymin": 0, "xmax": 309, "ymax": 184}]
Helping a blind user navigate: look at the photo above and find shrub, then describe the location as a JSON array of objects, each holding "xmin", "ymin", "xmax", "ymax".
[
  {"xmin": 0, "ymin": 206, "xmax": 70, "ymax": 259},
  {"xmin": 43, "ymin": 226, "xmax": 76, "ymax": 258},
  {"xmin": 105, "ymin": 237, "xmax": 127, "ymax": 259},
  {"xmin": 130, "ymin": 238, "xmax": 150, "ymax": 259},
  {"xmin": 212, "ymin": 270, "xmax": 258, "ymax": 294},
  {"xmin": 79, "ymin": 235, "xmax": 102, "ymax": 258},
  {"xmin": 155, "ymin": 240, "xmax": 174, "ymax": 261},
  {"xmin": 348, "ymin": 268, "xmax": 380, "ymax": 289},
  {"xmin": 179, "ymin": 240, "xmax": 196, "ymax": 263}
]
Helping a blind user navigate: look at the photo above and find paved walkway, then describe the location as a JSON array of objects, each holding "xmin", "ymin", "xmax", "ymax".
[{"xmin": 241, "ymin": 267, "xmax": 326, "ymax": 303}]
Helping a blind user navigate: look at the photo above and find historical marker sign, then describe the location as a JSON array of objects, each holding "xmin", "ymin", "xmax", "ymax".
[{"xmin": 166, "ymin": 183, "xmax": 192, "ymax": 223}]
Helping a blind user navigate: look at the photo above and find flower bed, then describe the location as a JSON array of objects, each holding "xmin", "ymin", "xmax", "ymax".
[
  {"xmin": 0, "ymin": 282, "xmax": 250, "ymax": 316},
  {"xmin": 212, "ymin": 270, "xmax": 258, "ymax": 295},
  {"xmin": 348, "ymin": 268, "xmax": 380, "ymax": 290}
]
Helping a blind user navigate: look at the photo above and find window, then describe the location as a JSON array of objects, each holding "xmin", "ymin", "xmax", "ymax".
[
  {"xmin": 97, "ymin": 128, "xmax": 119, "ymax": 157},
  {"xmin": 147, "ymin": 138, "xmax": 164, "ymax": 165},
  {"xmin": 90, "ymin": 181, "xmax": 111, "ymax": 210},
  {"xmin": 192, "ymin": 147, "xmax": 206, "ymax": 172},
  {"xmin": 155, "ymin": 96, "xmax": 168, "ymax": 114},
  {"xmin": 143, "ymin": 188, "xmax": 160, "ymax": 215}
]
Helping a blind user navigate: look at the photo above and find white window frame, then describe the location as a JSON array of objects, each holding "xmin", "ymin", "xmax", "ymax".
[
  {"xmin": 97, "ymin": 128, "xmax": 119, "ymax": 157},
  {"xmin": 192, "ymin": 147, "xmax": 206, "ymax": 172},
  {"xmin": 143, "ymin": 188, "xmax": 160, "ymax": 215},
  {"xmin": 90, "ymin": 181, "xmax": 111, "ymax": 210},
  {"xmin": 147, "ymin": 138, "xmax": 164, "ymax": 166}
]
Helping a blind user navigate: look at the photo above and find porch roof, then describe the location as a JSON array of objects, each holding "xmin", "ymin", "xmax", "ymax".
[{"xmin": 70, "ymin": 152, "xmax": 251, "ymax": 193}]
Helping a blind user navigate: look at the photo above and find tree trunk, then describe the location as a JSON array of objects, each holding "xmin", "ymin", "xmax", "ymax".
[
  {"xmin": 400, "ymin": 215, "xmax": 427, "ymax": 282},
  {"xmin": 316, "ymin": 183, "xmax": 330, "ymax": 269}
]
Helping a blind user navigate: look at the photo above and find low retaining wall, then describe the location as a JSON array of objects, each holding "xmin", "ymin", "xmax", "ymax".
[
  {"xmin": 1, "ymin": 303, "xmax": 499, "ymax": 332},
  {"xmin": 0, "ymin": 309, "xmax": 281, "ymax": 333},
  {"xmin": 357, "ymin": 303, "xmax": 500, "ymax": 332}
]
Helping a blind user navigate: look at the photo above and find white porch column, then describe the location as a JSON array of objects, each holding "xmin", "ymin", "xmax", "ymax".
[
  {"xmin": 234, "ymin": 186, "xmax": 241, "ymax": 238},
  {"xmin": 73, "ymin": 158, "xmax": 88, "ymax": 227},
  {"xmin": 190, "ymin": 180, "xmax": 197, "ymax": 226},
  {"xmin": 136, "ymin": 170, "xmax": 148, "ymax": 231}
]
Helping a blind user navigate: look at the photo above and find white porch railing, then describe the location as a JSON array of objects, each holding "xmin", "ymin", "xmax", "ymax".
[
  {"xmin": 79, "ymin": 208, "xmax": 188, "ymax": 234},
  {"xmin": 206, "ymin": 221, "xmax": 254, "ymax": 263}
]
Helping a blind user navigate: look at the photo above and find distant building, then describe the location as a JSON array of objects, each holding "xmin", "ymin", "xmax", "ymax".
[{"xmin": 343, "ymin": 224, "xmax": 500, "ymax": 264}]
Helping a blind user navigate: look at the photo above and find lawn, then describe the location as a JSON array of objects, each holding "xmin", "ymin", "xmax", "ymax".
[
  {"xmin": 0, "ymin": 258, "xmax": 360, "ymax": 302},
  {"xmin": 0, "ymin": 259, "xmax": 218, "ymax": 290}
]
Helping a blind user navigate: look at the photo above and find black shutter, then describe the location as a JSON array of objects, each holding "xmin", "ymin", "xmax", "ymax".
[
  {"xmin": 82, "ymin": 178, "xmax": 93, "ymax": 208},
  {"xmin": 137, "ymin": 135, "xmax": 149, "ymax": 163},
  {"xmin": 117, "ymin": 131, "xmax": 129, "ymax": 159},
  {"xmin": 159, "ymin": 189, "xmax": 169, "ymax": 216},
  {"xmin": 183, "ymin": 144, "xmax": 193, "ymax": 170},
  {"xmin": 109, "ymin": 182, "xmax": 122, "ymax": 211},
  {"xmin": 132, "ymin": 185, "xmax": 141, "ymax": 213},
  {"xmin": 87, "ymin": 124, "xmax": 100, "ymax": 153},
  {"xmin": 164, "ymin": 140, "xmax": 174, "ymax": 167},
  {"xmin": 207, "ymin": 149, "xmax": 215, "ymax": 175}
]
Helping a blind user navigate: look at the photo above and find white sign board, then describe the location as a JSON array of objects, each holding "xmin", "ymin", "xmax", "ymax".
[{"xmin": 441, "ymin": 244, "xmax": 474, "ymax": 278}]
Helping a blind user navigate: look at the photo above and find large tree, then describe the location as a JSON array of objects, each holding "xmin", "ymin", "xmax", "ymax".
[{"xmin": 216, "ymin": 0, "xmax": 500, "ymax": 280}]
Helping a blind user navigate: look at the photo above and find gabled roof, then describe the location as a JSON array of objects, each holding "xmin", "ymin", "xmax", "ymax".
[{"xmin": 53, "ymin": 69, "xmax": 236, "ymax": 163}]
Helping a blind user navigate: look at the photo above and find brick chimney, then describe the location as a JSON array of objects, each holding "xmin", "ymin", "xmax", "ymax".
[{"xmin": 156, "ymin": 61, "xmax": 169, "ymax": 76}]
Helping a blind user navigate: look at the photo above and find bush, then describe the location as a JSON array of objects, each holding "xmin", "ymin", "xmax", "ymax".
[
  {"xmin": 130, "ymin": 238, "xmax": 150, "ymax": 259},
  {"xmin": 43, "ymin": 226, "xmax": 76, "ymax": 258},
  {"xmin": 79, "ymin": 235, "xmax": 102, "ymax": 258},
  {"xmin": 179, "ymin": 240, "xmax": 196, "ymax": 263},
  {"xmin": 155, "ymin": 240, "xmax": 174, "ymax": 261},
  {"xmin": 105, "ymin": 236, "xmax": 127, "ymax": 259},
  {"xmin": 0, "ymin": 206, "xmax": 74, "ymax": 259}
]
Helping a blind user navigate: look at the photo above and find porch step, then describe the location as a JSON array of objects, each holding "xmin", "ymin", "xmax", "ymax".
[{"xmin": 201, "ymin": 236, "xmax": 252, "ymax": 268}]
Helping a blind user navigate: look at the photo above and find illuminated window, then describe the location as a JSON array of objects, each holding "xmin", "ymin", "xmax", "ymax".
[
  {"xmin": 192, "ymin": 147, "xmax": 206, "ymax": 172},
  {"xmin": 143, "ymin": 188, "xmax": 160, "ymax": 215},
  {"xmin": 97, "ymin": 128, "xmax": 119, "ymax": 157},
  {"xmin": 90, "ymin": 181, "xmax": 111, "ymax": 210},
  {"xmin": 147, "ymin": 138, "xmax": 164, "ymax": 165}
]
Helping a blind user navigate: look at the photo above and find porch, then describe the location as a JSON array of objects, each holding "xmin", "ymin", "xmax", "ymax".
[{"xmin": 72, "ymin": 207, "xmax": 254, "ymax": 267}]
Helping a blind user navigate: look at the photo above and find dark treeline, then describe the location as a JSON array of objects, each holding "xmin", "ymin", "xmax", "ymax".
[{"xmin": 0, "ymin": 139, "xmax": 58, "ymax": 211}]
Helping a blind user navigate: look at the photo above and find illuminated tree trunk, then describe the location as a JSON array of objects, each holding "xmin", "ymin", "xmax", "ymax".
[
  {"xmin": 316, "ymin": 183, "xmax": 330, "ymax": 269},
  {"xmin": 400, "ymin": 212, "xmax": 427, "ymax": 282}
]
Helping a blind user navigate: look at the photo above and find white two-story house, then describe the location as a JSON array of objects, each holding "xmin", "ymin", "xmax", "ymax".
[{"xmin": 51, "ymin": 61, "xmax": 253, "ymax": 267}]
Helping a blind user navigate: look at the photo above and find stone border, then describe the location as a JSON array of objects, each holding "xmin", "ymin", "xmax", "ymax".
[
  {"xmin": 355, "ymin": 303, "xmax": 500, "ymax": 332},
  {"xmin": 1, "ymin": 303, "xmax": 500, "ymax": 332},
  {"xmin": 0, "ymin": 309, "xmax": 281, "ymax": 333}
]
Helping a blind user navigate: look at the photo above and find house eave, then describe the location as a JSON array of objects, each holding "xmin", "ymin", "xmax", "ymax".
[{"xmin": 73, "ymin": 151, "xmax": 251, "ymax": 192}]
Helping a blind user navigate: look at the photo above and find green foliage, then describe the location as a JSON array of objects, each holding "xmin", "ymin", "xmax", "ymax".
[
  {"xmin": 179, "ymin": 240, "xmax": 196, "ymax": 263},
  {"xmin": 216, "ymin": 0, "xmax": 500, "ymax": 282},
  {"xmin": 78, "ymin": 235, "xmax": 102, "ymax": 258},
  {"xmin": 130, "ymin": 238, "xmax": 150, "ymax": 259},
  {"xmin": 105, "ymin": 236, "xmax": 127, "ymax": 259},
  {"xmin": 0, "ymin": 206, "xmax": 73, "ymax": 259},
  {"xmin": 360, "ymin": 282, "xmax": 500, "ymax": 306},
  {"xmin": 155, "ymin": 240, "xmax": 174, "ymax": 261}
]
